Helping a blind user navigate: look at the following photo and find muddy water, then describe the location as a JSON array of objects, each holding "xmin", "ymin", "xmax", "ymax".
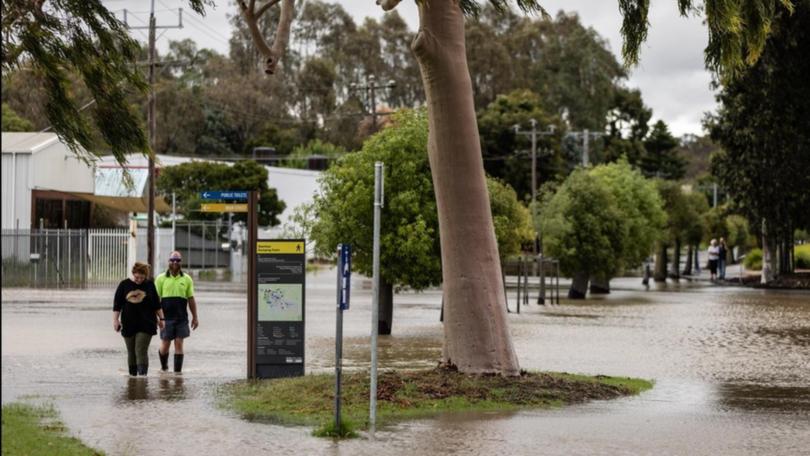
[{"xmin": 2, "ymin": 271, "xmax": 808, "ymax": 455}]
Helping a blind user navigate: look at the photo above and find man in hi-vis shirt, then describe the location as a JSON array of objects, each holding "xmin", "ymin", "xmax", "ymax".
[{"xmin": 156, "ymin": 251, "xmax": 199, "ymax": 373}]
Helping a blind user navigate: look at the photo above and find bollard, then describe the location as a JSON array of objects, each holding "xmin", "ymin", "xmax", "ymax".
[{"xmin": 538, "ymin": 255, "xmax": 545, "ymax": 305}]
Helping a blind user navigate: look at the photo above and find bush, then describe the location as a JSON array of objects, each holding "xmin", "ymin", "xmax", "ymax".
[
  {"xmin": 796, "ymin": 244, "xmax": 810, "ymax": 269},
  {"xmin": 743, "ymin": 248, "xmax": 762, "ymax": 270}
]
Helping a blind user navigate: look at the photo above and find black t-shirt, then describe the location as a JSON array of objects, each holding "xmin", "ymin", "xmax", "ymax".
[{"xmin": 113, "ymin": 279, "xmax": 161, "ymax": 337}]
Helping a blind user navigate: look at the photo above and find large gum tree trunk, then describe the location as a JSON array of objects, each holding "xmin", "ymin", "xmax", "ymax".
[
  {"xmin": 654, "ymin": 243, "xmax": 668, "ymax": 282},
  {"xmin": 412, "ymin": 0, "xmax": 519, "ymax": 375},
  {"xmin": 589, "ymin": 274, "xmax": 611, "ymax": 294},
  {"xmin": 568, "ymin": 272, "xmax": 589, "ymax": 299},
  {"xmin": 761, "ymin": 219, "xmax": 775, "ymax": 283},
  {"xmin": 670, "ymin": 239, "xmax": 681, "ymax": 280},
  {"xmin": 683, "ymin": 244, "xmax": 693, "ymax": 275}
]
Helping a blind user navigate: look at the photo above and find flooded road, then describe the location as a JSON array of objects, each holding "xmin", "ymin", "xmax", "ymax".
[{"xmin": 2, "ymin": 270, "xmax": 808, "ymax": 455}]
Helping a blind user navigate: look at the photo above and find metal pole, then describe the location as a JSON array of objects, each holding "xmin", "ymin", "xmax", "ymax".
[
  {"xmin": 369, "ymin": 162, "xmax": 384, "ymax": 434},
  {"xmin": 539, "ymin": 254, "xmax": 545, "ymax": 305},
  {"xmin": 530, "ymin": 119, "xmax": 538, "ymax": 272},
  {"xmin": 147, "ymin": 0, "xmax": 157, "ymax": 274},
  {"xmin": 712, "ymin": 183, "xmax": 718, "ymax": 208},
  {"xmin": 583, "ymin": 129, "xmax": 590, "ymax": 166},
  {"xmin": 334, "ymin": 245, "xmax": 343, "ymax": 431},
  {"xmin": 216, "ymin": 218, "xmax": 221, "ymax": 268},
  {"xmin": 517, "ymin": 257, "xmax": 522, "ymax": 314},
  {"xmin": 172, "ymin": 192, "xmax": 176, "ymax": 251},
  {"xmin": 187, "ymin": 223, "xmax": 191, "ymax": 268},
  {"xmin": 247, "ymin": 191, "xmax": 257, "ymax": 378}
]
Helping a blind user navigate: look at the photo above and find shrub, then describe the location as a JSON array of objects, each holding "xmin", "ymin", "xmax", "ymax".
[
  {"xmin": 743, "ymin": 248, "xmax": 762, "ymax": 270},
  {"xmin": 796, "ymin": 244, "xmax": 810, "ymax": 269}
]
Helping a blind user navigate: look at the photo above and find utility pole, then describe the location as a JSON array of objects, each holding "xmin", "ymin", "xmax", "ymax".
[
  {"xmin": 123, "ymin": 4, "xmax": 183, "ymax": 274},
  {"xmin": 350, "ymin": 75, "xmax": 396, "ymax": 132},
  {"xmin": 567, "ymin": 129, "xmax": 605, "ymax": 167},
  {"xmin": 513, "ymin": 120, "xmax": 556, "ymax": 260}
]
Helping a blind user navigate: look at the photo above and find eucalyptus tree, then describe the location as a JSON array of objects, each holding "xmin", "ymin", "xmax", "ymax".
[
  {"xmin": 1, "ymin": 0, "xmax": 211, "ymax": 162},
  {"xmin": 708, "ymin": 0, "xmax": 810, "ymax": 278},
  {"xmin": 2, "ymin": 0, "xmax": 785, "ymax": 376},
  {"xmin": 239, "ymin": 0, "xmax": 794, "ymax": 374}
]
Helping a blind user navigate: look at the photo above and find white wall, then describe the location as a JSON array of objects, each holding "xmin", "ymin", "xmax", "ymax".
[
  {"xmin": 31, "ymin": 141, "xmax": 94, "ymax": 194},
  {"xmin": 1, "ymin": 153, "xmax": 32, "ymax": 229},
  {"xmin": 265, "ymin": 166, "xmax": 320, "ymax": 229}
]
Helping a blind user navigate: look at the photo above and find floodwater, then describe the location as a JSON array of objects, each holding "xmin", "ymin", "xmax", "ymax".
[{"xmin": 2, "ymin": 270, "xmax": 809, "ymax": 455}]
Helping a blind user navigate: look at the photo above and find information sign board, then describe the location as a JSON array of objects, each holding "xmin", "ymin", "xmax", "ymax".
[
  {"xmin": 200, "ymin": 203, "xmax": 248, "ymax": 212},
  {"xmin": 253, "ymin": 239, "xmax": 305, "ymax": 378},
  {"xmin": 200, "ymin": 190, "xmax": 249, "ymax": 200}
]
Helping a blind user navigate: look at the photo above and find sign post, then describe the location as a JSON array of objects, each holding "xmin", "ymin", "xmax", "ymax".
[
  {"xmin": 245, "ymin": 190, "xmax": 306, "ymax": 379},
  {"xmin": 334, "ymin": 243, "xmax": 351, "ymax": 431},
  {"xmin": 369, "ymin": 162, "xmax": 384, "ymax": 434},
  {"xmin": 250, "ymin": 239, "xmax": 306, "ymax": 379}
]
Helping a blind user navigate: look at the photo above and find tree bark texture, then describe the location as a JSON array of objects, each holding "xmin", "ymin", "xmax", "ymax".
[
  {"xmin": 589, "ymin": 274, "xmax": 610, "ymax": 294},
  {"xmin": 654, "ymin": 243, "xmax": 668, "ymax": 282},
  {"xmin": 683, "ymin": 244, "xmax": 693, "ymax": 275},
  {"xmin": 670, "ymin": 239, "xmax": 681, "ymax": 280},
  {"xmin": 378, "ymin": 279, "xmax": 394, "ymax": 335},
  {"xmin": 762, "ymin": 219, "xmax": 775, "ymax": 283},
  {"xmin": 412, "ymin": 0, "xmax": 519, "ymax": 375},
  {"xmin": 568, "ymin": 272, "xmax": 589, "ymax": 299}
]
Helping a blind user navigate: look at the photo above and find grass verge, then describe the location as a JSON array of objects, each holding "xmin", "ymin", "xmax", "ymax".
[
  {"xmin": 1, "ymin": 403, "xmax": 103, "ymax": 455},
  {"xmin": 219, "ymin": 367, "xmax": 653, "ymax": 438}
]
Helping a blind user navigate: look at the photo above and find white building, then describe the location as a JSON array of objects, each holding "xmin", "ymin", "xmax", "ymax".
[
  {"xmin": 96, "ymin": 154, "xmax": 322, "ymax": 231},
  {"xmin": 1, "ymin": 133, "xmax": 95, "ymax": 229}
]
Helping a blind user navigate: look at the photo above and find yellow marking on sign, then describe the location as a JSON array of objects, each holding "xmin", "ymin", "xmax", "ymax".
[
  {"xmin": 200, "ymin": 203, "xmax": 248, "ymax": 212},
  {"xmin": 257, "ymin": 241, "xmax": 305, "ymax": 254}
]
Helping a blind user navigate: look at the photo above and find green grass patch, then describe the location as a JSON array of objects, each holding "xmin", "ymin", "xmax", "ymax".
[
  {"xmin": 312, "ymin": 417, "xmax": 359, "ymax": 438},
  {"xmin": 1, "ymin": 403, "xmax": 104, "ymax": 455},
  {"xmin": 219, "ymin": 368, "xmax": 653, "ymax": 438}
]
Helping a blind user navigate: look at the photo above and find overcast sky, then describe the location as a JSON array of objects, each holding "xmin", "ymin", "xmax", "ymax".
[{"xmin": 109, "ymin": 0, "xmax": 717, "ymax": 136}]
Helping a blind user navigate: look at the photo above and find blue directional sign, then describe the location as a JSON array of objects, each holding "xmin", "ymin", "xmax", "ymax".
[
  {"xmin": 200, "ymin": 190, "xmax": 249, "ymax": 200},
  {"xmin": 338, "ymin": 244, "xmax": 351, "ymax": 310}
]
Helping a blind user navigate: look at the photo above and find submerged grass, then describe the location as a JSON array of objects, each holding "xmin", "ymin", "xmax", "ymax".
[
  {"xmin": 219, "ymin": 368, "xmax": 653, "ymax": 438},
  {"xmin": 1, "ymin": 403, "xmax": 104, "ymax": 455}
]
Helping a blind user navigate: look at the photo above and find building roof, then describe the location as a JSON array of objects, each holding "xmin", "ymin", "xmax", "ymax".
[
  {"xmin": 96, "ymin": 153, "xmax": 228, "ymax": 168},
  {"xmin": 1, "ymin": 132, "xmax": 60, "ymax": 153}
]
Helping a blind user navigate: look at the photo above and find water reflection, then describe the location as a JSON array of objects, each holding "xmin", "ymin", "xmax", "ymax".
[
  {"xmin": 2, "ymin": 273, "xmax": 809, "ymax": 455},
  {"xmin": 158, "ymin": 376, "xmax": 186, "ymax": 401},
  {"xmin": 716, "ymin": 383, "xmax": 810, "ymax": 412},
  {"xmin": 117, "ymin": 375, "xmax": 186, "ymax": 403},
  {"xmin": 121, "ymin": 378, "xmax": 150, "ymax": 402}
]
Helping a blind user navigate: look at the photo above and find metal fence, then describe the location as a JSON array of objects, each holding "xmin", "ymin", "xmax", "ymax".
[
  {"xmin": 174, "ymin": 221, "xmax": 230, "ymax": 269},
  {"xmin": 87, "ymin": 229, "xmax": 129, "ymax": 287},
  {"xmin": 2, "ymin": 223, "xmax": 234, "ymax": 288},
  {"xmin": 2, "ymin": 228, "xmax": 131, "ymax": 288}
]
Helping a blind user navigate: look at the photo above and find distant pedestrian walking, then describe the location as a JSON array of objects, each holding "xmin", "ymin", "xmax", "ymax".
[
  {"xmin": 113, "ymin": 262, "xmax": 164, "ymax": 377},
  {"xmin": 707, "ymin": 239, "xmax": 720, "ymax": 281},
  {"xmin": 718, "ymin": 238, "xmax": 728, "ymax": 280},
  {"xmin": 156, "ymin": 251, "xmax": 199, "ymax": 374}
]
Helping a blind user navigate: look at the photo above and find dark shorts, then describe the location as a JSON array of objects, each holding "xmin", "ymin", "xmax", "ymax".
[
  {"xmin": 160, "ymin": 320, "xmax": 190, "ymax": 340},
  {"xmin": 708, "ymin": 259, "xmax": 718, "ymax": 274}
]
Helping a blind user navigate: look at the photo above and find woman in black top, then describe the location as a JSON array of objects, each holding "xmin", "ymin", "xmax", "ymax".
[{"xmin": 113, "ymin": 262, "xmax": 165, "ymax": 376}]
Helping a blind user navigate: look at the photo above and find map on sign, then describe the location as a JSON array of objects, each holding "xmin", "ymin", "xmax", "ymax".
[{"xmin": 258, "ymin": 284, "xmax": 303, "ymax": 321}]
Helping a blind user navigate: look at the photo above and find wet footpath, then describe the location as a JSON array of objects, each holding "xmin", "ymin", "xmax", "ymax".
[{"xmin": 2, "ymin": 270, "xmax": 809, "ymax": 455}]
